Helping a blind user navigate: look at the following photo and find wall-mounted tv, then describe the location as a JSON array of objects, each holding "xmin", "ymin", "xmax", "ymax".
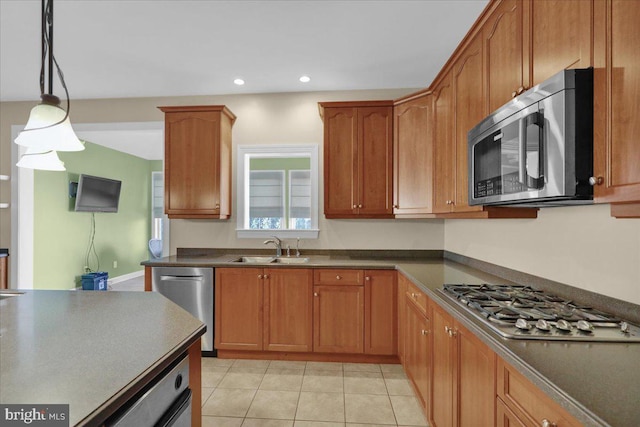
[{"xmin": 75, "ymin": 174, "xmax": 122, "ymax": 213}]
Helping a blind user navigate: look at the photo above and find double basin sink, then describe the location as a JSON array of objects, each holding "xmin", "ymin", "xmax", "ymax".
[{"xmin": 233, "ymin": 256, "xmax": 309, "ymax": 264}]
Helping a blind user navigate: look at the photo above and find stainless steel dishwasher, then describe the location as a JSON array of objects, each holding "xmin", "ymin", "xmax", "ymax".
[{"xmin": 152, "ymin": 267, "xmax": 214, "ymax": 352}]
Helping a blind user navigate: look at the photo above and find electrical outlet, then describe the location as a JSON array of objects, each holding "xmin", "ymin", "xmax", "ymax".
[{"xmin": 113, "ymin": 260, "xmax": 118, "ymax": 269}]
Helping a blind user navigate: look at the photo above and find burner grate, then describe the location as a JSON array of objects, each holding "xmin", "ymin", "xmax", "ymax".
[{"xmin": 440, "ymin": 283, "xmax": 640, "ymax": 342}]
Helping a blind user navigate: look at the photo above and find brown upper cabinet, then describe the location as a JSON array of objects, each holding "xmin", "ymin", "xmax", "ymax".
[
  {"xmin": 483, "ymin": 0, "xmax": 529, "ymax": 112},
  {"xmin": 319, "ymin": 101, "xmax": 394, "ymax": 219},
  {"xmin": 452, "ymin": 34, "xmax": 486, "ymax": 214},
  {"xmin": 159, "ymin": 105, "xmax": 235, "ymax": 219},
  {"xmin": 593, "ymin": 0, "xmax": 640, "ymax": 217},
  {"xmin": 529, "ymin": 0, "xmax": 593, "ymax": 87},
  {"xmin": 393, "ymin": 91, "xmax": 435, "ymax": 217}
]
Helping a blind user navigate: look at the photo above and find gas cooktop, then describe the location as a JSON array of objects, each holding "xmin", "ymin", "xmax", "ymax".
[{"xmin": 439, "ymin": 283, "xmax": 640, "ymax": 342}]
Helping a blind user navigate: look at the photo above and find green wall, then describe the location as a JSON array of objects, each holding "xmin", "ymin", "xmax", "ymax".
[{"xmin": 33, "ymin": 142, "xmax": 159, "ymax": 289}]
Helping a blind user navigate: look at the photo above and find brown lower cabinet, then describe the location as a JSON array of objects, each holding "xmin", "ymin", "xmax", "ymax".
[
  {"xmin": 215, "ymin": 268, "xmax": 313, "ymax": 352},
  {"xmin": 432, "ymin": 301, "xmax": 501, "ymax": 427},
  {"xmin": 215, "ymin": 268, "xmax": 396, "ymax": 356},
  {"xmin": 404, "ymin": 295, "xmax": 431, "ymax": 411},
  {"xmin": 497, "ymin": 358, "xmax": 582, "ymax": 427}
]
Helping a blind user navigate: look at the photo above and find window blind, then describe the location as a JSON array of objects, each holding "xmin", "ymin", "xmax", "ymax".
[{"xmin": 250, "ymin": 170, "xmax": 284, "ymax": 218}]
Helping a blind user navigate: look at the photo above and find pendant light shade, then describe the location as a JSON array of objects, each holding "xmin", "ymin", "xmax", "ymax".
[
  {"xmin": 16, "ymin": 148, "xmax": 65, "ymax": 171},
  {"xmin": 15, "ymin": 100, "xmax": 84, "ymax": 152},
  {"xmin": 15, "ymin": 0, "xmax": 83, "ymax": 171}
]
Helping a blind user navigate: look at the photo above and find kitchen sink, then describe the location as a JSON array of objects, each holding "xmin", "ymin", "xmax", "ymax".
[
  {"xmin": 232, "ymin": 256, "xmax": 277, "ymax": 263},
  {"xmin": 274, "ymin": 257, "xmax": 309, "ymax": 264},
  {"xmin": 231, "ymin": 256, "xmax": 310, "ymax": 264}
]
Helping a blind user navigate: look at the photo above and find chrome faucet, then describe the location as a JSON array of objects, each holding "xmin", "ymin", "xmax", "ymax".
[{"xmin": 263, "ymin": 235, "xmax": 282, "ymax": 257}]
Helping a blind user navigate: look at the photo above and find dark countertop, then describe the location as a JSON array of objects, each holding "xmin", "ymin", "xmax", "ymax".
[
  {"xmin": 0, "ymin": 290, "xmax": 205, "ymax": 426},
  {"xmin": 143, "ymin": 252, "xmax": 640, "ymax": 427}
]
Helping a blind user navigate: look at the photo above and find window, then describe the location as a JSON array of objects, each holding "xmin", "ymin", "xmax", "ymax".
[{"xmin": 237, "ymin": 144, "xmax": 319, "ymax": 238}]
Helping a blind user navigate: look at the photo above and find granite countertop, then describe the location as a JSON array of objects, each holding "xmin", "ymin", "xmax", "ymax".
[
  {"xmin": 143, "ymin": 252, "xmax": 640, "ymax": 427},
  {"xmin": 0, "ymin": 290, "xmax": 205, "ymax": 426}
]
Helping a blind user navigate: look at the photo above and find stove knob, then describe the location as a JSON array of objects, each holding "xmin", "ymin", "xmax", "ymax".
[
  {"xmin": 515, "ymin": 318, "xmax": 532, "ymax": 331},
  {"xmin": 556, "ymin": 319, "xmax": 573, "ymax": 332},
  {"xmin": 535, "ymin": 319, "xmax": 552, "ymax": 331},
  {"xmin": 621, "ymin": 321, "xmax": 630, "ymax": 334},
  {"xmin": 577, "ymin": 320, "xmax": 594, "ymax": 333}
]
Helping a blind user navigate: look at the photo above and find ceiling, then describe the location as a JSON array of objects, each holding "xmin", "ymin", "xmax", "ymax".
[{"xmin": 0, "ymin": 0, "xmax": 488, "ymax": 102}]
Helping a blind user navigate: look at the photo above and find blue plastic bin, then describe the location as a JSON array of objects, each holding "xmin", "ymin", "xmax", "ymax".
[{"xmin": 81, "ymin": 272, "xmax": 108, "ymax": 291}]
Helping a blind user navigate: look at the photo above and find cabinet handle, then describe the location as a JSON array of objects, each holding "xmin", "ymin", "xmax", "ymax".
[
  {"xmin": 421, "ymin": 329, "xmax": 429, "ymax": 335},
  {"xmin": 365, "ymin": 276, "xmax": 370, "ymax": 281},
  {"xmin": 215, "ymin": 203, "xmax": 220, "ymax": 209},
  {"xmin": 393, "ymin": 204, "xmax": 399, "ymax": 208},
  {"xmin": 541, "ymin": 419, "xmax": 556, "ymax": 427},
  {"xmin": 448, "ymin": 328, "xmax": 457, "ymax": 338},
  {"xmin": 336, "ymin": 275, "xmax": 341, "ymax": 280},
  {"xmin": 258, "ymin": 274, "xmax": 263, "ymax": 279},
  {"xmin": 589, "ymin": 176, "xmax": 604, "ymax": 186},
  {"xmin": 353, "ymin": 204, "xmax": 357, "ymax": 209},
  {"xmin": 264, "ymin": 274, "xmax": 269, "ymax": 279},
  {"xmin": 444, "ymin": 326, "xmax": 450, "ymax": 333},
  {"xmin": 511, "ymin": 90, "xmax": 517, "ymax": 98},
  {"xmin": 314, "ymin": 292, "xmax": 319, "ymax": 297},
  {"xmin": 358, "ymin": 204, "xmax": 363, "ymax": 208},
  {"xmin": 411, "ymin": 293, "xmax": 417, "ymax": 298}
]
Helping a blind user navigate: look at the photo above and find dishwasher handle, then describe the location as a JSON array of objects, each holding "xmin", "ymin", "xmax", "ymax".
[
  {"xmin": 160, "ymin": 275, "xmax": 204, "ymax": 282},
  {"xmin": 154, "ymin": 388, "xmax": 192, "ymax": 427}
]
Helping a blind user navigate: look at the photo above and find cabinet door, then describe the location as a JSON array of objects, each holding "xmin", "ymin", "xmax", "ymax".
[
  {"xmin": 364, "ymin": 270, "xmax": 397, "ymax": 355},
  {"xmin": 455, "ymin": 321, "xmax": 496, "ymax": 427},
  {"xmin": 215, "ymin": 268, "xmax": 263, "ymax": 350},
  {"xmin": 393, "ymin": 94, "xmax": 434, "ymax": 215},
  {"xmin": 430, "ymin": 303, "xmax": 454, "ymax": 427},
  {"xmin": 164, "ymin": 111, "xmax": 221, "ymax": 216},
  {"xmin": 405, "ymin": 298, "xmax": 431, "ymax": 412},
  {"xmin": 453, "ymin": 34, "xmax": 485, "ymax": 213},
  {"xmin": 530, "ymin": 0, "xmax": 593, "ymax": 86},
  {"xmin": 323, "ymin": 107, "xmax": 358, "ymax": 216},
  {"xmin": 432, "ymin": 74, "xmax": 455, "ymax": 214},
  {"xmin": 496, "ymin": 397, "xmax": 528, "ymax": 427},
  {"xmin": 593, "ymin": 0, "xmax": 640, "ymax": 206},
  {"xmin": 397, "ymin": 274, "xmax": 409, "ymax": 362},
  {"xmin": 484, "ymin": 0, "xmax": 529, "ymax": 112},
  {"xmin": 497, "ymin": 358, "xmax": 582, "ymax": 427},
  {"xmin": 357, "ymin": 107, "xmax": 394, "ymax": 215},
  {"xmin": 263, "ymin": 268, "xmax": 313, "ymax": 352},
  {"xmin": 313, "ymin": 285, "xmax": 364, "ymax": 353}
]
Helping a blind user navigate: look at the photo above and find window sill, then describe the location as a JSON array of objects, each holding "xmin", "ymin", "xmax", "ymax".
[{"xmin": 236, "ymin": 229, "xmax": 319, "ymax": 239}]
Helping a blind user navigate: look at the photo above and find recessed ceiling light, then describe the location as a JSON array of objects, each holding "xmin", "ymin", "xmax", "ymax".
[
  {"xmin": 234, "ymin": 78, "xmax": 245, "ymax": 86},
  {"xmin": 299, "ymin": 75, "xmax": 311, "ymax": 83}
]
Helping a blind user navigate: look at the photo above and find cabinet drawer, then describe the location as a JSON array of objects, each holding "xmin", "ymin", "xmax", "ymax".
[
  {"xmin": 314, "ymin": 269, "xmax": 363, "ymax": 286},
  {"xmin": 406, "ymin": 282, "xmax": 428, "ymax": 315},
  {"xmin": 497, "ymin": 358, "xmax": 581, "ymax": 427}
]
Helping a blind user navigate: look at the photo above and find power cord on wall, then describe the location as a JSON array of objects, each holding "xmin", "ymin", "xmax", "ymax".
[{"xmin": 84, "ymin": 213, "xmax": 100, "ymax": 273}]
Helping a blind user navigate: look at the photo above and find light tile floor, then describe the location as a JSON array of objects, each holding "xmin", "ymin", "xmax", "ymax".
[{"xmin": 200, "ymin": 358, "xmax": 428, "ymax": 427}]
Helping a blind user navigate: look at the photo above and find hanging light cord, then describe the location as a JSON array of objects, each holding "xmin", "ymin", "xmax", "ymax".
[
  {"xmin": 22, "ymin": 0, "xmax": 72, "ymax": 137},
  {"xmin": 84, "ymin": 213, "xmax": 100, "ymax": 273}
]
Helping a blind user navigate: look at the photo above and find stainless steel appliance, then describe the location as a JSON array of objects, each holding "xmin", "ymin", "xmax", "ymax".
[
  {"xmin": 152, "ymin": 267, "xmax": 214, "ymax": 352},
  {"xmin": 106, "ymin": 354, "xmax": 191, "ymax": 427},
  {"xmin": 439, "ymin": 284, "xmax": 640, "ymax": 342},
  {"xmin": 468, "ymin": 68, "xmax": 593, "ymax": 207}
]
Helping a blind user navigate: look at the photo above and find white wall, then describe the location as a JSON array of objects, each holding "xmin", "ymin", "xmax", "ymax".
[
  {"xmin": 444, "ymin": 204, "xmax": 640, "ymax": 305},
  {"xmin": 169, "ymin": 90, "xmax": 445, "ymax": 251}
]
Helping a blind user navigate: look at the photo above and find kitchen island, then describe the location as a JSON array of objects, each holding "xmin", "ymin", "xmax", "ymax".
[
  {"xmin": 0, "ymin": 289, "xmax": 205, "ymax": 426},
  {"xmin": 143, "ymin": 250, "xmax": 640, "ymax": 427}
]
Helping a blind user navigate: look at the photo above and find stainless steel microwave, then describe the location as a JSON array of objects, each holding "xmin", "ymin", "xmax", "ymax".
[{"xmin": 468, "ymin": 68, "xmax": 593, "ymax": 207}]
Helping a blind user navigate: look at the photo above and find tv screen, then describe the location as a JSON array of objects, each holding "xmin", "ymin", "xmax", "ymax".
[{"xmin": 75, "ymin": 174, "xmax": 122, "ymax": 213}]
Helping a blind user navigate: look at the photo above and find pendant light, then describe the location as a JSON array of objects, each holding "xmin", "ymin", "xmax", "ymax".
[{"xmin": 15, "ymin": 0, "xmax": 84, "ymax": 171}]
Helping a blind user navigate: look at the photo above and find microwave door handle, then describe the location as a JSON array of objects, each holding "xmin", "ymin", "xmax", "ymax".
[{"xmin": 519, "ymin": 111, "xmax": 545, "ymax": 189}]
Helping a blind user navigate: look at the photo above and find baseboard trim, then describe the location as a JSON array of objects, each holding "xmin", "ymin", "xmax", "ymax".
[
  {"xmin": 108, "ymin": 270, "xmax": 144, "ymax": 284},
  {"xmin": 216, "ymin": 350, "xmax": 400, "ymax": 364}
]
